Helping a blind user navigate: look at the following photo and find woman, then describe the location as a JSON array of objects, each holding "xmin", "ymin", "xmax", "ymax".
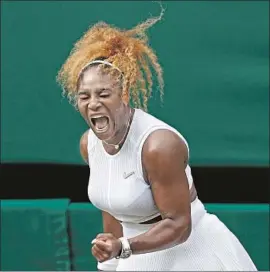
[{"xmin": 57, "ymin": 11, "xmax": 257, "ymax": 271}]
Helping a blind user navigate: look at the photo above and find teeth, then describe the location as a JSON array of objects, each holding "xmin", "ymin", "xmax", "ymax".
[
  {"xmin": 96, "ymin": 125, "xmax": 108, "ymax": 132},
  {"xmin": 92, "ymin": 115, "xmax": 104, "ymax": 119}
]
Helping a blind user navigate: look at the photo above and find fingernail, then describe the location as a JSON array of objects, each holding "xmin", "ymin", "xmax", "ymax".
[{"xmin": 91, "ymin": 239, "xmax": 96, "ymax": 244}]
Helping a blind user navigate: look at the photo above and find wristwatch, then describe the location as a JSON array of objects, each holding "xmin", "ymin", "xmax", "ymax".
[{"xmin": 115, "ymin": 237, "xmax": 132, "ymax": 259}]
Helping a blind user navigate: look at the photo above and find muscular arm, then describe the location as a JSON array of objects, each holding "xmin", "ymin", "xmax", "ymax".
[{"xmin": 128, "ymin": 129, "xmax": 192, "ymax": 254}]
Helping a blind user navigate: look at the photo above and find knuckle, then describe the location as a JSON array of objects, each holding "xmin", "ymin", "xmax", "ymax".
[
  {"xmin": 107, "ymin": 244, "xmax": 113, "ymax": 252},
  {"xmin": 101, "ymin": 254, "xmax": 108, "ymax": 261}
]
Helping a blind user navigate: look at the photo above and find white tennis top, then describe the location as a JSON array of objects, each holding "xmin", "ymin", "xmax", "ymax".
[{"xmin": 88, "ymin": 108, "xmax": 194, "ymax": 223}]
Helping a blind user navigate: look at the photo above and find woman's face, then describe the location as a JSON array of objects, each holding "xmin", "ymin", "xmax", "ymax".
[{"xmin": 77, "ymin": 65, "xmax": 126, "ymax": 141}]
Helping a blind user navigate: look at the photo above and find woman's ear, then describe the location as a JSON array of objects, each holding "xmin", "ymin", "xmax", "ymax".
[{"xmin": 121, "ymin": 89, "xmax": 129, "ymax": 106}]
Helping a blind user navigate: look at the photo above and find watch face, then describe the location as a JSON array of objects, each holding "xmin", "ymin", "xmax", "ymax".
[{"xmin": 122, "ymin": 249, "xmax": 132, "ymax": 259}]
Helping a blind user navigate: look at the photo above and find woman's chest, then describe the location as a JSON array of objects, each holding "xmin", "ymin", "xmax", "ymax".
[{"xmin": 88, "ymin": 156, "xmax": 156, "ymax": 216}]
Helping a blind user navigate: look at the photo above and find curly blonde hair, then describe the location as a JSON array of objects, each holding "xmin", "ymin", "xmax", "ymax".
[{"xmin": 57, "ymin": 6, "xmax": 165, "ymax": 111}]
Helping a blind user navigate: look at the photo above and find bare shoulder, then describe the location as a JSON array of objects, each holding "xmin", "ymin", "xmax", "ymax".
[
  {"xmin": 80, "ymin": 129, "xmax": 90, "ymax": 164},
  {"xmin": 142, "ymin": 129, "xmax": 189, "ymax": 165}
]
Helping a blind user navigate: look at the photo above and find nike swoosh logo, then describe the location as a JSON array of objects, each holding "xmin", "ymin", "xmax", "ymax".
[{"xmin": 123, "ymin": 171, "xmax": 135, "ymax": 179}]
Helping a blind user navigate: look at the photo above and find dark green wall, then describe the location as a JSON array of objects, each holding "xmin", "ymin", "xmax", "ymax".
[{"xmin": 1, "ymin": 1, "xmax": 269, "ymax": 165}]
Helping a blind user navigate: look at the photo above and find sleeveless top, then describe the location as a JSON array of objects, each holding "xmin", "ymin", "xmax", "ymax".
[{"xmin": 87, "ymin": 109, "xmax": 194, "ymax": 224}]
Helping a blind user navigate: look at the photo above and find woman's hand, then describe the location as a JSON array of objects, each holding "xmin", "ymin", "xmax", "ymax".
[{"xmin": 91, "ymin": 233, "xmax": 122, "ymax": 263}]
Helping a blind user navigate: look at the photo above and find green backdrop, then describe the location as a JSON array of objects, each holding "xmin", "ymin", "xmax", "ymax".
[
  {"xmin": 1, "ymin": 1, "xmax": 269, "ymax": 165},
  {"xmin": 1, "ymin": 199, "xmax": 71, "ymax": 271}
]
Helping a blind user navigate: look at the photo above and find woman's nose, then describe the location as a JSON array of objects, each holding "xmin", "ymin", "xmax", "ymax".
[{"xmin": 87, "ymin": 97, "xmax": 101, "ymax": 111}]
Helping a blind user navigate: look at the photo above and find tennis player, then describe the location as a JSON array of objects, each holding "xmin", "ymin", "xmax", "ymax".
[{"xmin": 57, "ymin": 10, "xmax": 257, "ymax": 271}]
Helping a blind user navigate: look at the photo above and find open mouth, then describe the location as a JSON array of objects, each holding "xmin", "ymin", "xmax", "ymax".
[{"xmin": 90, "ymin": 115, "xmax": 109, "ymax": 133}]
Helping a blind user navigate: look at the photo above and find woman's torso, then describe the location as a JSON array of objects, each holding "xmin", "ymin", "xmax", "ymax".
[{"xmin": 88, "ymin": 108, "xmax": 199, "ymax": 224}]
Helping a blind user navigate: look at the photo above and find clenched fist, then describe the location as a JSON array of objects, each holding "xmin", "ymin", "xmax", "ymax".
[{"xmin": 91, "ymin": 233, "xmax": 122, "ymax": 263}]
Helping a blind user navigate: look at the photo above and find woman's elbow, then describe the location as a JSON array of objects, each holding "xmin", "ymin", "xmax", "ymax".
[{"xmin": 175, "ymin": 216, "xmax": 192, "ymax": 243}]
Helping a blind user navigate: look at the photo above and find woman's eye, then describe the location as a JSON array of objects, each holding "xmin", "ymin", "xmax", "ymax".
[
  {"xmin": 100, "ymin": 93, "xmax": 110, "ymax": 98},
  {"xmin": 79, "ymin": 96, "xmax": 88, "ymax": 100}
]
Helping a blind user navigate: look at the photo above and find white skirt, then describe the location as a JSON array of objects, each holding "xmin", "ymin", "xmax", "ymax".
[{"xmin": 117, "ymin": 198, "xmax": 257, "ymax": 271}]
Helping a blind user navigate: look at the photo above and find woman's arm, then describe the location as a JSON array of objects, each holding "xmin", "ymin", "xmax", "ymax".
[
  {"xmin": 95, "ymin": 211, "xmax": 123, "ymax": 270},
  {"xmin": 79, "ymin": 130, "xmax": 89, "ymax": 164},
  {"xmin": 102, "ymin": 211, "xmax": 123, "ymax": 239},
  {"xmin": 127, "ymin": 129, "xmax": 192, "ymax": 254}
]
